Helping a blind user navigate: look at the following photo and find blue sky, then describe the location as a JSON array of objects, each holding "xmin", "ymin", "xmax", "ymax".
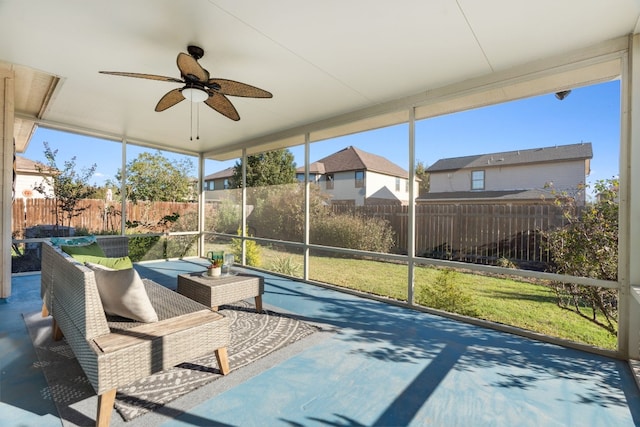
[{"xmin": 24, "ymin": 79, "xmax": 620, "ymax": 194}]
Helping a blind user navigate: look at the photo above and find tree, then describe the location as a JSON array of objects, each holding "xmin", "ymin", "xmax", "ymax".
[
  {"xmin": 116, "ymin": 151, "xmax": 195, "ymax": 202},
  {"xmin": 114, "ymin": 152, "xmax": 192, "ymax": 258},
  {"xmin": 544, "ymin": 178, "xmax": 619, "ymax": 334},
  {"xmin": 415, "ymin": 160, "xmax": 430, "ymax": 196},
  {"xmin": 33, "ymin": 141, "xmax": 97, "ymax": 232},
  {"xmin": 230, "ymin": 149, "xmax": 296, "ymax": 188}
]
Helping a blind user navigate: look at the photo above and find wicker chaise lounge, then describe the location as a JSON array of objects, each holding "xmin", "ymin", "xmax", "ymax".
[{"xmin": 41, "ymin": 237, "xmax": 230, "ymax": 426}]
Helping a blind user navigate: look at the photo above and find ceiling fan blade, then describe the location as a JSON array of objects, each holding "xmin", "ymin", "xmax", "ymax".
[
  {"xmin": 177, "ymin": 52, "xmax": 209, "ymax": 82},
  {"xmin": 99, "ymin": 71, "xmax": 183, "ymax": 83},
  {"xmin": 208, "ymin": 78, "xmax": 273, "ymax": 98},
  {"xmin": 155, "ymin": 88, "xmax": 185, "ymax": 112},
  {"xmin": 204, "ymin": 93, "xmax": 240, "ymax": 121}
]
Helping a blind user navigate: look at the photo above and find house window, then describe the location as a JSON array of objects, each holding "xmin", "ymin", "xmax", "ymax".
[
  {"xmin": 395, "ymin": 177, "xmax": 400, "ymax": 192},
  {"xmin": 223, "ymin": 179, "xmax": 230, "ymax": 189},
  {"xmin": 326, "ymin": 173, "xmax": 334, "ymax": 190},
  {"xmin": 355, "ymin": 170, "xmax": 364, "ymax": 188},
  {"xmin": 405, "ymin": 179, "xmax": 409, "ymax": 193},
  {"xmin": 299, "ymin": 173, "xmax": 320, "ymax": 184},
  {"xmin": 471, "ymin": 170, "xmax": 485, "ymax": 190}
]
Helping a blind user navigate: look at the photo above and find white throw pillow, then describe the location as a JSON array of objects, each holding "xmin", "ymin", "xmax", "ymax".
[{"xmin": 85, "ymin": 262, "xmax": 159, "ymax": 323}]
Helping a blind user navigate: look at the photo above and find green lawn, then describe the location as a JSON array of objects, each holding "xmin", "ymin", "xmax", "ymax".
[{"xmin": 210, "ymin": 243, "xmax": 618, "ymax": 350}]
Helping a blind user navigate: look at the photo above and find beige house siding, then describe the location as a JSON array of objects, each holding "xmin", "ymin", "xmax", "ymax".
[
  {"xmin": 14, "ymin": 171, "xmax": 51, "ymax": 198},
  {"xmin": 13, "ymin": 156, "xmax": 54, "ymax": 199},
  {"xmin": 307, "ymin": 146, "xmax": 418, "ymax": 206},
  {"xmin": 203, "ymin": 167, "xmax": 234, "ymax": 193},
  {"xmin": 430, "ymin": 160, "xmax": 588, "ymax": 203},
  {"xmin": 324, "ymin": 170, "xmax": 366, "ymax": 205},
  {"xmin": 366, "ymin": 171, "xmax": 419, "ymax": 204},
  {"xmin": 322, "ymin": 170, "xmax": 419, "ymax": 206}
]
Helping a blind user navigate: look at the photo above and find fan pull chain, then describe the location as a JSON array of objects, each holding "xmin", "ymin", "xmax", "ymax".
[
  {"xmin": 189, "ymin": 98, "xmax": 194, "ymax": 141},
  {"xmin": 188, "ymin": 100, "xmax": 201, "ymax": 141}
]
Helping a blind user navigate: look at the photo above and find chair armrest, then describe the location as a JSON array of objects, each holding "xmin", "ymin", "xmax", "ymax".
[{"xmin": 93, "ymin": 309, "xmax": 225, "ymax": 353}]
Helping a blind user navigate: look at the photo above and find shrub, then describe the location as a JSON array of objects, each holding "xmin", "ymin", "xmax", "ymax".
[
  {"xmin": 311, "ymin": 214, "xmax": 395, "ymax": 253},
  {"xmin": 543, "ymin": 178, "xmax": 619, "ymax": 334},
  {"xmin": 416, "ymin": 269, "xmax": 477, "ymax": 316},
  {"xmin": 125, "ymin": 211, "xmax": 181, "ymax": 261},
  {"xmin": 248, "ymin": 184, "xmax": 305, "ymax": 241},
  {"xmin": 270, "ymin": 256, "xmax": 302, "ymax": 277},
  {"xmin": 246, "ymin": 184, "xmax": 331, "ymax": 241},
  {"xmin": 167, "ymin": 210, "xmax": 200, "ymax": 257},
  {"xmin": 127, "ymin": 235, "xmax": 161, "ymax": 262},
  {"xmin": 127, "ymin": 234, "xmax": 197, "ymax": 261},
  {"xmin": 496, "ymin": 257, "xmax": 516, "ymax": 268},
  {"xmin": 230, "ymin": 229, "xmax": 262, "ymax": 267},
  {"xmin": 166, "ymin": 234, "xmax": 198, "ymax": 258},
  {"xmin": 214, "ymin": 198, "xmax": 241, "ymax": 234}
]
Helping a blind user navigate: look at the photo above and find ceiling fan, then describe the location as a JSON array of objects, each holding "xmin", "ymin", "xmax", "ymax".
[{"xmin": 99, "ymin": 45, "xmax": 272, "ymax": 121}]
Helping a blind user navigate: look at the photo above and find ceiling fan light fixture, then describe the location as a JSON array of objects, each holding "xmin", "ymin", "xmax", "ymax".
[
  {"xmin": 100, "ymin": 46, "xmax": 271, "ymax": 124},
  {"xmin": 182, "ymin": 87, "xmax": 208, "ymax": 103}
]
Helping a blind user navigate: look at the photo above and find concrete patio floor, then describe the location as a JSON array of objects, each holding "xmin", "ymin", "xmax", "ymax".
[{"xmin": 2, "ymin": 259, "xmax": 640, "ymax": 426}]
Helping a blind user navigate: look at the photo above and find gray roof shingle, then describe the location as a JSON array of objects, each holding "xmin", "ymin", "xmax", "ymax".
[
  {"xmin": 426, "ymin": 142, "xmax": 593, "ymax": 172},
  {"xmin": 204, "ymin": 166, "xmax": 234, "ymax": 181},
  {"xmin": 296, "ymin": 161, "xmax": 326, "ymax": 175},
  {"xmin": 297, "ymin": 146, "xmax": 408, "ymax": 178}
]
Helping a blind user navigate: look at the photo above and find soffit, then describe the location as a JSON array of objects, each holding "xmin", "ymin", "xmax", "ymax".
[{"xmin": 0, "ymin": 62, "xmax": 58, "ymax": 152}]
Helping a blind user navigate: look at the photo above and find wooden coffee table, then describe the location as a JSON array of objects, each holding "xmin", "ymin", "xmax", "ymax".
[{"xmin": 177, "ymin": 271, "xmax": 264, "ymax": 312}]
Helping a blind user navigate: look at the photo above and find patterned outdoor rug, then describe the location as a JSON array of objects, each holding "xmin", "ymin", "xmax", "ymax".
[{"xmin": 25, "ymin": 300, "xmax": 320, "ymax": 425}]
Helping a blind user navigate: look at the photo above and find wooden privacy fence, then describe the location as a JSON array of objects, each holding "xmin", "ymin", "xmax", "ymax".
[
  {"xmin": 331, "ymin": 203, "xmax": 567, "ymax": 269},
  {"xmin": 12, "ymin": 198, "xmax": 199, "ymax": 238},
  {"xmin": 13, "ymin": 198, "xmax": 567, "ymax": 269},
  {"xmin": 415, "ymin": 203, "xmax": 566, "ymax": 268}
]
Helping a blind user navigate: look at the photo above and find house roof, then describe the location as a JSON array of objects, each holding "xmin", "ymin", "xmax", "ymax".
[
  {"xmin": 1, "ymin": 2, "xmax": 636, "ymax": 159},
  {"xmin": 418, "ymin": 189, "xmax": 556, "ymax": 202},
  {"xmin": 305, "ymin": 162, "xmax": 326, "ymax": 175},
  {"xmin": 204, "ymin": 166, "xmax": 235, "ymax": 181},
  {"xmin": 300, "ymin": 146, "xmax": 409, "ymax": 178},
  {"xmin": 426, "ymin": 143, "xmax": 593, "ymax": 172},
  {"xmin": 14, "ymin": 156, "xmax": 53, "ymax": 175},
  {"xmin": 368, "ymin": 186, "xmax": 404, "ymax": 204}
]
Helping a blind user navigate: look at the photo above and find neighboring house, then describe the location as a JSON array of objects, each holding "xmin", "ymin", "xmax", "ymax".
[
  {"xmin": 203, "ymin": 167, "xmax": 235, "ymax": 200},
  {"xmin": 296, "ymin": 146, "xmax": 418, "ymax": 206},
  {"xmin": 204, "ymin": 166, "xmax": 234, "ymax": 191},
  {"xmin": 421, "ymin": 143, "xmax": 593, "ymax": 206},
  {"xmin": 296, "ymin": 161, "xmax": 325, "ymax": 185},
  {"xmin": 13, "ymin": 156, "xmax": 54, "ymax": 199}
]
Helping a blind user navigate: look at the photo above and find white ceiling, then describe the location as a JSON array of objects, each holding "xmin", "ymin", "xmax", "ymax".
[{"xmin": 1, "ymin": 0, "xmax": 639, "ymax": 159}]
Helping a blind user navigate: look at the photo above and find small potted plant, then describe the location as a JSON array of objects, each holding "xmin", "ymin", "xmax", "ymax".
[{"xmin": 207, "ymin": 258, "xmax": 223, "ymax": 277}]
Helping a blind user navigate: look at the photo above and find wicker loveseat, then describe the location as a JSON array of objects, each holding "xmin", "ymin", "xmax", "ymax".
[{"xmin": 40, "ymin": 237, "xmax": 230, "ymax": 426}]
